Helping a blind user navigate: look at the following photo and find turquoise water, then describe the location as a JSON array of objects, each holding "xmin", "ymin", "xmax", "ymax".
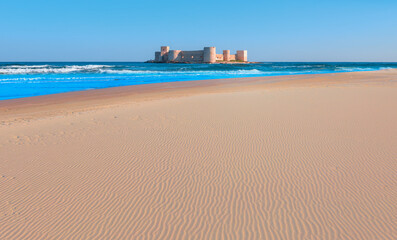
[{"xmin": 0, "ymin": 62, "xmax": 396, "ymax": 100}]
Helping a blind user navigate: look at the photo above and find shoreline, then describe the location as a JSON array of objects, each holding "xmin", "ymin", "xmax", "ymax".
[{"xmin": 1, "ymin": 69, "xmax": 396, "ymax": 123}]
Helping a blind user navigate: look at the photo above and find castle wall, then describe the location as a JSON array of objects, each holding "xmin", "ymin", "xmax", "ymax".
[
  {"xmin": 230, "ymin": 55, "xmax": 236, "ymax": 61},
  {"xmin": 155, "ymin": 52, "xmax": 161, "ymax": 62},
  {"xmin": 167, "ymin": 50, "xmax": 204, "ymax": 62},
  {"xmin": 216, "ymin": 54, "xmax": 223, "ymax": 61},
  {"xmin": 179, "ymin": 50, "xmax": 204, "ymax": 62}
]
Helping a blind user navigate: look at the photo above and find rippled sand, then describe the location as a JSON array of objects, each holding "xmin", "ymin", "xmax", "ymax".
[{"xmin": 1, "ymin": 70, "xmax": 396, "ymax": 239}]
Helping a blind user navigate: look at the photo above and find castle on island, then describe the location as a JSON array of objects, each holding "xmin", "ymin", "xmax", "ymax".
[{"xmin": 151, "ymin": 46, "xmax": 248, "ymax": 63}]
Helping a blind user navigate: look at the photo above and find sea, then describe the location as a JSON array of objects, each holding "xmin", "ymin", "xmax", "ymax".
[{"xmin": 0, "ymin": 62, "xmax": 396, "ymax": 100}]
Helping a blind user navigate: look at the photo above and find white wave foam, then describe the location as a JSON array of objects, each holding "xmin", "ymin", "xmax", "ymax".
[
  {"xmin": 0, "ymin": 66, "xmax": 263, "ymax": 75},
  {"xmin": 0, "ymin": 65, "xmax": 114, "ymax": 74},
  {"xmin": 336, "ymin": 67, "xmax": 373, "ymax": 72},
  {"xmin": 99, "ymin": 69, "xmax": 263, "ymax": 75},
  {"xmin": 99, "ymin": 69, "xmax": 157, "ymax": 74},
  {"xmin": 5, "ymin": 65, "xmax": 51, "ymax": 68}
]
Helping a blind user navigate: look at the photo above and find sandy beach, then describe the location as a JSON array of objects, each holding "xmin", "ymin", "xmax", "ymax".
[{"xmin": 0, "ymin": 70, "xmax": 396, "ymax": 239}]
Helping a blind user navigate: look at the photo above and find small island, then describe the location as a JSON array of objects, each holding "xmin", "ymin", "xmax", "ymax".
[{"xmin": 147, "ymin": 46, "xmax": 251, "ymax": 63}]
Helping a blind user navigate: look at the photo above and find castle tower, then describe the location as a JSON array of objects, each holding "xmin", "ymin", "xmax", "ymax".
[
  {"xmin": 236, "ymin": 50, "xmax": 247, "ymax": 62},
  {"xmin": 203, "ymin": 47, "xmax": 216, "ymax": 63},
  {"xmin": 160, "ymin": 46, "xmax": 170, "ymax": 62},
  {"xmin": 223, "ymin": 50, "xmax": 230, "ymax": 62},
  {"xmin": 161, "ymin": 46, "xmax": 169, "ymax": 54},
  {"xmin": 168, "ymin": 50, "xmax": 177, "ymax": 61},
  {"xmin": 168, "ymin": 50, "xmax": 181, "ymax": 62}
]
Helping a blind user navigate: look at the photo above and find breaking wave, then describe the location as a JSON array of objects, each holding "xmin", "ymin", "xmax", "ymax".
[
  {"xmin": 99, "ymin": 69, "xmax": 263, "ymax": 75},
  {"xmin": 0, "ymin": 65, "xmax": 114, "ymax": 74}
]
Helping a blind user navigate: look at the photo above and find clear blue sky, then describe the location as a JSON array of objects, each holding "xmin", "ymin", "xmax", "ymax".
[{"xmin": 1, "ymin": 0, "xmax": 396, "ymax": 62}]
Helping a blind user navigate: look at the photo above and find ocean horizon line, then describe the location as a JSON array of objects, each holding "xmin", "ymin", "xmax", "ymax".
[{"xmin": 2, "ymin": 61, "xmax": 397, "ymax": 63}]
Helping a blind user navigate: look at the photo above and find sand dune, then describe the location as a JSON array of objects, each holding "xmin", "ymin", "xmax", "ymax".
[{"xmin": 0, "ymin": 71, "xmax": 396, "ymax": 239}]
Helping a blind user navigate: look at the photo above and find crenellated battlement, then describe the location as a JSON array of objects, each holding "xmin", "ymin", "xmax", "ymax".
[{"xmin": 152, "ymin": 46, "xmax": 247, "ymax": 63}]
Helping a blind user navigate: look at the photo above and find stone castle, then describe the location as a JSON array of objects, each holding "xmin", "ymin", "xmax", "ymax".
[{"xmin": 153, "ymin": 46, "xmax": 247, "ymax": 63}]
